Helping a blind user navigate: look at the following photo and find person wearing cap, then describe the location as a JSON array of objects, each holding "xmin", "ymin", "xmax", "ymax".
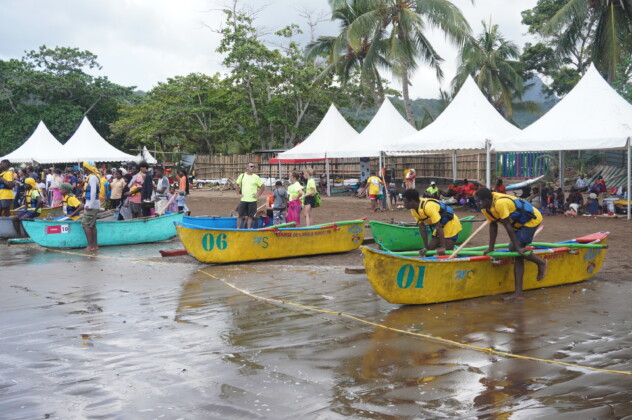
[
  {"xmin": 425, "ymin": 181, "xmax": 440, "ymax": 199},
  {"xmin": 82, "ymin": 161, "xmax": 101, "ymax": 252},
  {"xmin": 0, "ymin": 159, "xmax": 16, "ymax": 217},
  {"xmin": 12, "ymin": 177, "xmax": 42, "ymax": 237},
  {"xmin": 60, "ymin": 183, "xmax": 84, "ymax": 217}
]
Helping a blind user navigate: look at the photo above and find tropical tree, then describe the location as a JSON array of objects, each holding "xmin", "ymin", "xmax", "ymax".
[
  {"xmin": 537, "ymin": 0, "xmax": 632, "ymax": 82},
  {"xmin": 452, "ymin": 21, "xmax": 527, "ymax": 119},
  {"xmin": 305, "ymin": 0, "xmax": 389, "ymax": 104},
  {"xmin": 351, "ymin": 0, "xmax": 470, "ymax": 124}
]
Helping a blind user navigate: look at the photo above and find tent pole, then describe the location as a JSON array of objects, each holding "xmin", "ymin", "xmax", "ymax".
[
  {"xmin": 452, "ymin": 150, "xmax": 457, "ymax": 182},
  {"xmin": 627, "ymin": 137, "xmax": 632, "ymax": 220},
  {"xmin": 278, "ymin": 159, "xmax": 281, "ymax": 181},
  {"xmin": 326, "ymin": 157, "xmax": 331, "ymax": 197},
  {"xmin": 559, "ymin": 150, "xmax": 564, "ymax": 190},
  {"xmin": 485, "ymin": 140, "xmax": 491, "ymax": 188}
]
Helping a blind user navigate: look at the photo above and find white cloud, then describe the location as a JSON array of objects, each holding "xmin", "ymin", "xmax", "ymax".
[{"xmin": 0, "ymin": 0, "xmax": 539, "ymax": 97}]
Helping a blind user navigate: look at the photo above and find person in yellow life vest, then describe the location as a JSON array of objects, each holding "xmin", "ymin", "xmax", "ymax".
[
  {"xmin": 402, "ymin": 188, "xmax": 462, "ymax": 256},
  {"xmin": 425, "ymin": 181, "xmax": 440, "ymax": 199},
  {"xmin": 12, "ymin": 177, "xmax": 42, "ymax": 237},
  {"xmin": 475, "ymin": 187, "xmax": 548, "ymax": 300},
  {"xmin": 0, "ymin": 159, "xmax": 16, "ymax": 217},
  {"xmin": 60, "ymin": 183, "xmax": 84, "ymax": 218},
  {"xmin": 365, "ymin": 172, "xmax": 383, "ymax": 212}
]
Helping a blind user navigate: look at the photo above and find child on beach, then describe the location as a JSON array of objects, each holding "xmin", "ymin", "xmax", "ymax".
[
  {"xmin": 272, "ymin": 180, "xmax": 288, "ymax": 225},
  {"xmin": 176, "ymin": 190, "xmax": 188, "ymax": 214},
  {"xmin": 167, "ymin": 185, "xmax": 179, "ymax": 213}
]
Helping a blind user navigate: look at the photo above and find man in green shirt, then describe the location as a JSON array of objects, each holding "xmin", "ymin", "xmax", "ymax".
[{"xmin": 236, "ymin": 162, "xmax": 265, "ymax": 228}]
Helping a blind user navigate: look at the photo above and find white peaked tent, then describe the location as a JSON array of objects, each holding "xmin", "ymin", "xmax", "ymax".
[
  {"xmin": 327, "ymin": 98, "xmax": 417, "ymax": 158},
  {"xmin": 493, "ymin": 64, "xmax": 632, "ymax": 219},
  {"xmin": 274, "ymin": 104, "xmax": 359, "ymax": 161},
  {"xmin": 0, "ymin": 121, "xmax": 65, "ymax": 164},
  {"xmin": 385, "ymin": 77, "xmax": 521, "ymax": 186},
  {"xmin": 138, "ymin": 146, "xmax": 158, "ymax": 164},
  {"xmin": 62, "ymin": 117, "xmax": 138, "ymax": 163}
]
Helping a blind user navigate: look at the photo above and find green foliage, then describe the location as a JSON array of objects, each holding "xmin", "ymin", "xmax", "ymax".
[
  {"xmin": 0, "ymin": 45, "xmax": 137, "ymax": 155},
  {"xmin": 613, "ymin": 55, "xmax": 632, "ymax": 103}
]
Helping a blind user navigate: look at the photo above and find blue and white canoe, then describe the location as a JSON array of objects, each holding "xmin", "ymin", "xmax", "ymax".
[
  {"xmin": 183, "ymin": 215, "xmax": 272, "ymax": 229},
  {"xmin": 22, "ymin": 212, "xmax": 183, "ymax": 248}
]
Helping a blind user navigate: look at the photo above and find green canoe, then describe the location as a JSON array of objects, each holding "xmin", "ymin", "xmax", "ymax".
[{"xmin": 369, "ymin": 215, "xmax": 475, "ymax": 252}]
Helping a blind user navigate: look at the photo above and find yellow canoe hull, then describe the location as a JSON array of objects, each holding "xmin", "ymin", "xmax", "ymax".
[
  {"xmin": 176, "ymin": 220, "xmax": 365, "ymax": 263},
  {"xmin": 10, "ymin": 206, "xmax": 64, "ymax": 218},
  {"xmin": 361, "ymin": 236, "xmax": 608, "ymax": 304}
]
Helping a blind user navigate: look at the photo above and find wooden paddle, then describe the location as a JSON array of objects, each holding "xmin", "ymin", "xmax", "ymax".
[
  {"xmin": 448, "ymin": 220, "xmax": 488, "ymax": 259},
  {"xmin": 156, "ymin": 193, "xmax": 178, "ymax": 216}
]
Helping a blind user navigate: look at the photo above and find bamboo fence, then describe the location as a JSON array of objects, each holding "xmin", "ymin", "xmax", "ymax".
[{"xmin": 194, "ymin": 151, "xmax": 492, "ymax": 184}]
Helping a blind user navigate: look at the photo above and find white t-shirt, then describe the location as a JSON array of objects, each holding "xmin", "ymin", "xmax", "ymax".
[
  {"xmin": 45, "ymin": 173, "xmax": 53, "ymax": 190},
  {"xmin": 85, "ymin": 174, "xmax": 101, "ymax": 210}
]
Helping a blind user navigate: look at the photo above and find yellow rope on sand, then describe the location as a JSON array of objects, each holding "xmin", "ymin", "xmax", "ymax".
[{"xmin": 36, "ymin": 248, "xmax": 632, "ymax": 377}]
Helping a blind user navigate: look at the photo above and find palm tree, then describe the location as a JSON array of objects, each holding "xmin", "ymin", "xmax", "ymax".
[
  {"xmin": 348, "ymin": 0, "xmax": 471, "ymax": 125},
  {"xmin": 452, "ymin": 20, "xmax": 527, "ymax": 119},
  {"xmin": 305, "ymin": 0, "xmax": 390, "ymax": 103},
  {"xmin": 543, "ymin": 0, "xmax": 632, "ymax": 81}
]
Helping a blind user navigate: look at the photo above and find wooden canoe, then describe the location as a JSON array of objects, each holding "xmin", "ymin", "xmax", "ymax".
[
  {"xmin": 0, "ymin": 218, "xmax": 19, "ymax": 239},
  {"xmin": 10, "ymin": 206, "xmax": 64, "ymax": 218},
  {"xmin": 22, "ymin": 212, "xmax": 184, "ymax": 248},
  {"xmin": 369, "ymin": 215, "xmax": 475, "ymax": 252},
  {"xmin": 361, "ymin": 232, "xmax": 609, "ymax": 304},
  {"xmin": 176, "ymin": 219, "xmax": 365, "ymax": 263},
  {"xmin": 183, "ymin": 215, "xmax": 272, "ymax": 229}
]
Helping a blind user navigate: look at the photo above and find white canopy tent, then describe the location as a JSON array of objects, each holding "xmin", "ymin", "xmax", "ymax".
[
  {"xmin": 493, "ymin": 64, "xmax": 632, "ymax": 219},
  {"xmin": 0, "ymin": 121, "xmax": 65, "ymax": 164},
  {"xmin": 327, "ymin": 98, "xmax": 417, "ymax": 159},
  {"xmin": 273, "ymin": 104, "xmax": 359, "ymax": 195},
  {"xmin": 61, "ymin": 117, "xmax": 138, "ymax": 163},
  {"xmin": 384, "ymin": 77, "xmax": 521, "ymax": 186},
  {"xmin": 138, "ymin": 146, "xmax": 158, "ymax": 164}
]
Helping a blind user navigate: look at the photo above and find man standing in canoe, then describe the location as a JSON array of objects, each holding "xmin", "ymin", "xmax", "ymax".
[
  {"xmin": 402, "ymin": 189, "xmax": 462, "ymax": 256},
  {"xmin": 82, "ymin": 161, "xmax": 101, "ymax": 252},
  {"xmin": 236, "ymin": 162, "xmax": 265, "ymax": 229},
  {"xmin": 475, "ymin": 188, "xmax": 547, "ymax": 300}
]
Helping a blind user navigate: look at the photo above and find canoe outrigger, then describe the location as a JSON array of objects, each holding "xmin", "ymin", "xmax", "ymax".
[{"xmin": 361, "ymin": 232, "xmax": 609, "ymax": 304}]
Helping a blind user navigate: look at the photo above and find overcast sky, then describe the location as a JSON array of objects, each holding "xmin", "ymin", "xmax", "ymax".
[{"xmin": 1, "ymin": 0, "xmax": 538, "ymax": 99}]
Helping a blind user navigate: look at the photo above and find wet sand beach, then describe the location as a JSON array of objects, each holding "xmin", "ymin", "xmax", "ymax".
[{"xmin": 1, "ymin": 190, "xmax": 631, "ymax": 419}]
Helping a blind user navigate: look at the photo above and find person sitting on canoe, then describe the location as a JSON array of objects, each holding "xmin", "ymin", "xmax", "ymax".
[
  {"xmin": 12, "ymin": 177, "xmax": 43, "ymax": 237},
  {"xmin": 475, "ymin": 188, "xmax": 548, "ymax": 300},
  {"xmin": 402, "ymin": 189, "xmax": 462, "ymax": 257},
  {"xmin": 60, "ymin": 183, "xmax": 84, "ymax": 218}
]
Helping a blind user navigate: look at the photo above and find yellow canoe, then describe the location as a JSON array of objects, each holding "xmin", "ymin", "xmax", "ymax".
[
  {"xmin": 361, "ymin": 232, "xmax": 609, "ymax": 304},
  {"xmin": 10, "ymin": 206, "xmax": 64, "ymax": 218},
  {"xmin": 176, "ymin": 220, "xmax": 365, "ymax": 263}
]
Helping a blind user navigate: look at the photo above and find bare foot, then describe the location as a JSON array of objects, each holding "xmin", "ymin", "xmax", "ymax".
[
  {"xmin": 503, "ymin": 293, "xmax": 524, "ymax": 301},
  {"xmin": 537, "ymin": 260, "xmax": 548, "ymax": 281},
  {"xmin": 86, "ymin": 246, "xmax": 99, "ymax": 253}
]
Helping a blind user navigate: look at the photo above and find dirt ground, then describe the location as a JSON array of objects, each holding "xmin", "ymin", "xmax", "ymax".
[{"xmin": 186, "ymin": 188, "xmax": 630, "ymax": 277}]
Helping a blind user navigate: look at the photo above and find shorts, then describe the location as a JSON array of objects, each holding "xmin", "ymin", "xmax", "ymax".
[
  {"xmin": 82, "ymin": 208, "xmax": 100, "ymax": 228},
  {"xmin": 303, "ymin": 195, "xmax": 316, "ymax": 207},
  {"xmin": 17, "ymin": 210, "xmax": 39, "ymax": 219},
  {"xmin": 238, "ymin": 201, "xmax": 257, "ymax": 218},
  {"xmin": 0, "ymin": 199, "xmax": 12, "ymax": 209},
  {"xmin": 369, "ymin": 194, "xmax": 378, "ymax": 200},
  {"xmin": 511, "ymin": 225, "xmax": 538, "ymax": 249}
]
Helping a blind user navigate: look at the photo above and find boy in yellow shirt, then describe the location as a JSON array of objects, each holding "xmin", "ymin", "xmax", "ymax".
[
  {"xmin": 0, "ymin": 159, "xmax": 15, "ymax": 217},
  {"xmin": 402, "ymin": 189, "xmax": 462, "ymax": 256},
  {"xmin": 475, "ymin": 188, "xmax": 547, "ymax": 300},
  {"xmin": 366, "ymin": 172, "xmax": 383, "ymax": 212}
]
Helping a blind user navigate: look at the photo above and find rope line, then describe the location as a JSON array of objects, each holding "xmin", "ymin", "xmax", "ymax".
[{"xmin": 31, "ymin": 247, "xmax": 632, "ymax": 377}]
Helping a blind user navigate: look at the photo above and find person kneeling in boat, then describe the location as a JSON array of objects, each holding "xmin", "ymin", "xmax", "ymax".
[
  {"xmin": 402, "ymin": 189, "xmax": 461, "ymax": 256},
  {"xmin": 12, "ymin": 177, "xmax": 43, "ymax": 237},
  {"xmin": 60, "ymin": 183, "xmax": 84, "ymax": 219},
  {"xmin": 475, "ymin": 188, "xmax": 547, "ymax": 300}
]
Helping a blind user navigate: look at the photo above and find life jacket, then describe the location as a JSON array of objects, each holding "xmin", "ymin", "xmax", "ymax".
[
  {"xmin": 488, "ymin": 196, "xmax": 536, "ymax": 228},
  {"xmin": 62, "ymin": 194, "xmax": 78, "ymax": 214},
  {"xmin": 415, "ymin": 198, "xmax": 454, "ymax": 226},
  {"xmin": 84, "ymin": 175, "xmax": 101, "ymax": 200},
  {"xmin": 25, "ymin": 190, "xmax": 42, "ymax": 214},
  {"xmin": 0, "ymin": 170, "xmax": 12, "ymax": 189}
]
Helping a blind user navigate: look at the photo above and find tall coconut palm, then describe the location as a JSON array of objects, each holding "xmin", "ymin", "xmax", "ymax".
[
  {"xmin": 306, "ymin": 0, "xmax": 390, "ymax": 103},
  {"xmin": 543, "ymin": 0, "xmax": 632, "ymax": 81},
  {"xmin": 452, "ymin": 21, "xmax": 526, "ymax": 119},
  {"xmin": 348, "ymin": 0, "xmax": 471, "ymax": 125}
]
